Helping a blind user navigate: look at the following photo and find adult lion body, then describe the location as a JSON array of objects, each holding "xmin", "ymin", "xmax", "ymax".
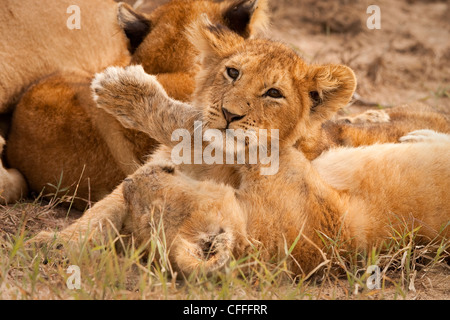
[
  {"xmin": 0, "ymin": 0, "xmax": 131, "ymax": 114},
  {"xmin": 31, "ymin": 19, "xmax": 449, "ymax": 276}
]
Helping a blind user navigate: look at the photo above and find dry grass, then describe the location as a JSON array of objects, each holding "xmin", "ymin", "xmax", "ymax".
[{"xmin": 1, "ymin": 200, "xmax": 448, "ymax": 300}]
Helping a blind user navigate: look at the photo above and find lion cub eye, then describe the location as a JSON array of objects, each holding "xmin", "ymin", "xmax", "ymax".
[
  {"xmin": 264, "ymin": 88, "xmax": 284, "ymax": 99},
  {"xmin": 226, "ymin": 67, "xmax": 240, "ymax": 80}
]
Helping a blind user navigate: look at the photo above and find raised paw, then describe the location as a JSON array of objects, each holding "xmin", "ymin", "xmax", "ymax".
[
  {"xmin": 339, "ymin": 109, "xmax": 390, "ymax": 124},
  {"xmin": 91, "ymin": 65, "xmax": 168, "ymax": 131},
  {"xmin": 399, "ymin": 129, "xmax": 450, "ymax": 143}
]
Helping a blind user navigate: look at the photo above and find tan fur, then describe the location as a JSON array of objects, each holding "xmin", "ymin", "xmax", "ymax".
[
  {"xmin": 5, "ymin": 0, "xmax": 269, "ymax": 206},
  {"xmin": 7, "ymin": 73, "xmax": 127, "ymax": 206},
  {"xmin": 30, "ymin": 19, "xmax": 449, "ymax": 277},
  {"xmin": 0, "ymin": 0, "xmax": 131, "ymax": 113}
]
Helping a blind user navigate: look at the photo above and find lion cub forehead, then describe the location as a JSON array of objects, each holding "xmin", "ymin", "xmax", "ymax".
[
  {"xmin": 230, "ymin": 40, "xmax": 307, "ymax": 77},
  {"xmin": 227, "ymin": 51, "xmax": 306, "ymax": 89}
]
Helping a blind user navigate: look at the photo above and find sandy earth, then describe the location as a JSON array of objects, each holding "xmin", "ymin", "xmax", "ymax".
[{"xmin": 1, "ymin": 0, "xmax": 449, "ymax": 299}]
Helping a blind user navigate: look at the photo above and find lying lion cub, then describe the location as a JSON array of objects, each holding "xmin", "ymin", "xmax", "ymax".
[{"xmin": 31, "ymin": 17, "xmax": 450, "ymax": 277}]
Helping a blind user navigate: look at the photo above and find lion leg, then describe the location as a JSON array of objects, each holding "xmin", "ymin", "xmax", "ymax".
[
  {"xmin": 338, "ymin": 109, "xmax": 390, "ymax": 124},
  {"xmin": 0, "ymin": 136, "xmax": 27, "ymax": 204},
  {"xmin": 28, "ymin": 183, "xmax": 127, "ymax": 247},
  {"xmin": 87, "ymin": 106, "xmax": 143, "ymax": 175},
  {"xmin": 91, "ymin": 65, "xmax": 200, "ymax": 148}
]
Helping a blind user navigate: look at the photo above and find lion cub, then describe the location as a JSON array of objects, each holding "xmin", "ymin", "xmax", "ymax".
[{"xmin": 32, "ymin": 17, "xmax": 450, "ymax": 277}]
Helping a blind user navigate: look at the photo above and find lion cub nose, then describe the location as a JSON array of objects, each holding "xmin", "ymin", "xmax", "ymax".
[{"xmin": 222, "ymin": 107, "xmax": 245, "ymax": 124}]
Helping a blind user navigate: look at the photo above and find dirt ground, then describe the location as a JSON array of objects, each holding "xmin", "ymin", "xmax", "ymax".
[
  {"xmin": 269, "ymin": 0, "xmax": 450, "ymax": 115},
  {"xmin": 1, "ymin": 0, "xmax": 449, "ymax": 300}
]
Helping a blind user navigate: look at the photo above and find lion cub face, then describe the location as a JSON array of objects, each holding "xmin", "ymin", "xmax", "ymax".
[{"xmin": 189, "ymin": 17, "xmax": 357, "ymax": 148}]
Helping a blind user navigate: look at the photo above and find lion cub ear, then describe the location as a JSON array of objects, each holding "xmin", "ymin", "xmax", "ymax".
[
  {"xmin": 307, "ymin": 64, "xmax": 357, "ymax": 122},
  {"xmin": 187, "ymin": 15, "xmax": 245, "ymax": 64},
  {"xmin": 117, "ymin": 3, "xmax": 152, "ymax": 54},
  {"xmin": 221, "ymin": 0, "xmax": 270, "ymax": 38}
]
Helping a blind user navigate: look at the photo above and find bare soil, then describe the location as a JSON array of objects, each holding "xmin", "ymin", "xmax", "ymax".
[{"xmin": 269, "ymin": 0, "xmax": 450, "ymax": 115}]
